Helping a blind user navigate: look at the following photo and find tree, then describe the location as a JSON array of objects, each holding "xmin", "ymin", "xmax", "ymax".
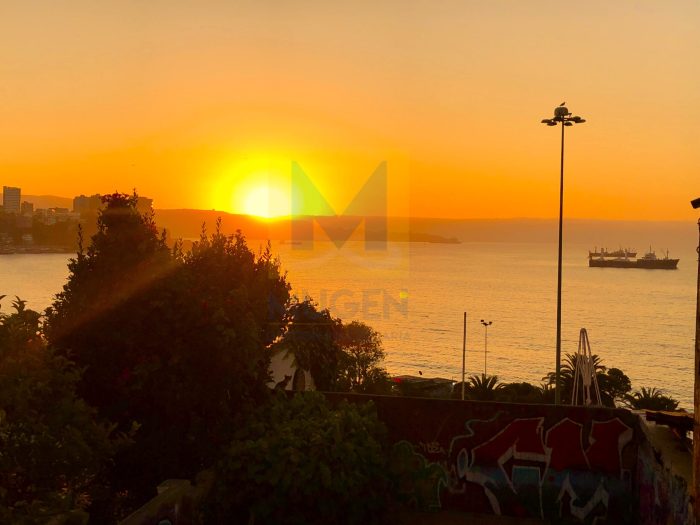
[
  {"xmin": 44, "ymin": 192, "xmax": 174, "ymax": 416},
  {"xmin": 498, "ymin": 381, "xmax": 546, "ymax": 404},
  {"xmin": 457, "ymin": 374, "xmax": 504, "ymax": 401},
  {"xmin": 0, "ymin": 298, "xmax": 113, "ymax": 524},
  {"xmin": 624, "ymin": 387, "xmax": 679, "ymax": 411},
  {"xmin": 44, "ymin": 194, "xmax": 291, "ymax": 514},
  {"xmin": 201, "ymin": 392, "xmax": 389, "ymax": 525},
  {"xmin": 543, "ymin": 353, "xmax": 632, "ymax": 407},
  {"xmin": 280, "ymin": 299, "xmax": 342, "ymax": 391},
  {"xmin": 336, "ymin": 321, "xmax": 392, "ymax": 394},
  {"xmin": 597, "ymin": 367, "xmax": 632, "ymax": 406}
]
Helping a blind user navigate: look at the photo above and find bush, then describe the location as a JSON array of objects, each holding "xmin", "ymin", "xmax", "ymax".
[
  {"xmin": 0, "ymin": 298, "xmax": 114, "ymax": 524},
  {"xmin": 201, "ymin": 392, "xmax": 389, "ymax": 525}
]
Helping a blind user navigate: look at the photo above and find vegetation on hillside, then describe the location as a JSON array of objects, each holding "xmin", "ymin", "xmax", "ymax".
[{"xmin": 0, "ymin": 297, "xmax": 115, "ymax": 524}]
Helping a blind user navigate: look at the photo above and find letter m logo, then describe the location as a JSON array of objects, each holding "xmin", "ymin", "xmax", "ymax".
[{"xmin": 291, "ymin": 162, "xmax": 387, "ymax": 250}]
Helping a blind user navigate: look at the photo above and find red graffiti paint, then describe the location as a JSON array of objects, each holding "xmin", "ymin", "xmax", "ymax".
[
  {"xmin": 546, "ymin": 418, "xmax": 589, "ymax": 471},
  {"xmin": 472, "ymin": 418, "xmax": 546, "ymax": 466},
  {"xmin": 586, "ymin": 419, "xmax": 632, "ymax": 476}
]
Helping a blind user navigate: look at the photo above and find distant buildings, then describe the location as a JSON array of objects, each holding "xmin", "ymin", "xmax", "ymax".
[
  {"xmin": 136, "ymin": 196, "xmax": 153, "ymax": 214},
  {"xmin": 1, "ymin": 187, "xmax": 153, "ymax": 222},
  {"xmin": 2, "ymin": 186, "xmax": 21, "ymax": 214},
  {"xmin": 73, "ymin": 194, "xmax": 103, "ymax": 214}
]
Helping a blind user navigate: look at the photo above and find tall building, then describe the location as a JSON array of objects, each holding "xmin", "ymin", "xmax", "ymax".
[
  {"xmin": 136, "ymin": 196, "xmax": 153, "ymax": 214},
  {"xmin": 21, "ymin": 201, "xmax": 34, "ymax": 215},
  {"xmin": 73, "ymin": 194, "xmax": 103, "ymax": 214},
  {"xmin": 2, "ymin": 186, "xmax": 21, "ymax": 214}
]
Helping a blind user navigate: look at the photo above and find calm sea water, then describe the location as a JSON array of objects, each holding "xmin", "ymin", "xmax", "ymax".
[{"xmin": 1, "ymin": 241, "xmax": 697, "ymax": 408}]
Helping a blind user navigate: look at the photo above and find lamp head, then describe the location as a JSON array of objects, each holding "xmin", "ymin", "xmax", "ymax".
[
  {"xmin": 554, "ymin": 106, "xmax": 570, "ymax": 118},
  {"xmin": 692, "ymin": 197, "xmax": 700, "ymax": 209}
]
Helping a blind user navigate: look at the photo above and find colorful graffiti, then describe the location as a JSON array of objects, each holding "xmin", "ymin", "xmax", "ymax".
[
  {"xmin": 447, "ymin": 414, "xmax": 633, "ymax": 522},
  {"xmin": 349, "ymin": 396, "xmax": 642, "ymax": 524}
]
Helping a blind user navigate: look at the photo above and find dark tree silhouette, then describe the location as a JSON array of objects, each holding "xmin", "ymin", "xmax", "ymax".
[
  {"xmin": 0, "ymin": 298, "xmax": 113, "ymax": 523},
  {"xmin": 624, "ymin": 387, "xmax": 680, "ymax": 411},
  {"xmin": 452, "ymin": 374, "xmax": 504, "ymax": 401},
  {"xmin": 280, "ymin": 298, "xmax": 342, "ymax": 391},
  {"xmin": 498, "ymin": 381, "xmax": 546, "ymax": 404},
  {"xmin": 336, "ymin": 321, "xmax": 392, "ymax": 394},
  {"xmin": 44, "ymin": 193, "xmax": 291, "ymax": 514},
  {"xmin": 543, "ymin": 353, "xmax": 632, "ymax": 407}
]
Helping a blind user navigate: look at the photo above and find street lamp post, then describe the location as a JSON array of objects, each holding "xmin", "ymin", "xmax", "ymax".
[
  {"xmin": 691, "ymin": 196, "xmax": 700, "ymax": 522},
  {"xmin": 541, "ymin": 103, "xmax": 585, "ymax": 405},
  {"xmin": 480, "ymin": 319, "xmax": 492, "ymax": 377},
  {"xmin": 462, "ymin": 311, "xmax": 467, "ymax": 401}
]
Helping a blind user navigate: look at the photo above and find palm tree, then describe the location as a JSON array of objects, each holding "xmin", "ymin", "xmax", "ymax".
[
  {"xmin": 624, "ymin": 387, "xmax": 679, "ymax": 411},
  {"xmin": 543, "ymin": 353, "xmax": 632, "ymax": 407},
  {"xmin": 466, "ymin": 374, "xmax": 504, "ymax": 401}
]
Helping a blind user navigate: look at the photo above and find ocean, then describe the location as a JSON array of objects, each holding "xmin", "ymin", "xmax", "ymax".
[{"xmin": 1, "ymin": 239, "xmax": 697, "ymax": 408}]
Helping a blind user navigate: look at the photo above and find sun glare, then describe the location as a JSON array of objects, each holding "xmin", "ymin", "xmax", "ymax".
[
  {"xmin": 241, "ymin": 184, "xmax": 289, "ymax": 219},
  {"xmin": 213, "ymin": 155, "xmax": 293, "ymax": 218}
]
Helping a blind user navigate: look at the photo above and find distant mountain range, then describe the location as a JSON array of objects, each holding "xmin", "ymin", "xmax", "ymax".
[
  {"xmin": 154, "ymin": 209, "xmax": 693, "ymax": 250},
  {"xmin": 23, "ymin": 194, "xmax": 74, "ymax": 209},
  {"xmin": 19, "ymin": 195, "xmax": 695, "ymax": 249}
]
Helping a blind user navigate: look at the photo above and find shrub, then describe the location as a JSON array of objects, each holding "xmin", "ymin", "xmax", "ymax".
[{"xmin": 201, "ymin": 392, "xmax": 389, "ymax": 525}]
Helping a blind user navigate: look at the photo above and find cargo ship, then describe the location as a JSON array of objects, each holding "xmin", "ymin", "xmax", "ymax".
[
  {"xmin": 588, "ymin": 247, "xmax": 637, "ymax": 258},
  {"xmin": 588, "ymin": 248, "xmax": 679, "ymax": 270}
]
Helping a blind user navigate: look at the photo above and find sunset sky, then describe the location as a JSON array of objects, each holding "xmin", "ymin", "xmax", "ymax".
[{"xmin": 1, "ymin": 1, "xmax": 698, "ymax": 220}]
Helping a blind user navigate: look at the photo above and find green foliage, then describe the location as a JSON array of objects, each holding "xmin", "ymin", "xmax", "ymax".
[
  {"xmin": 388, "ymin": 441, "xmax": 447, "ymax": 511},
  {"xmin": 498, "ymin": 381, "xmax": 547, "ymax": 404},
  {"xmin": 280, "ymin": 299, "xmax": 342, "ymax": 391},
  {"xmin": 0, "ymin": 298, "xmax": 113, "ymax": 524},
  {"xmin": 43, "ymin": 194, "xmax": 291, "ymax": 513},
  {"xmin": 543, "ymin": 353, "xmax": 632, "ymax": 407},
  {"xmin": 201, "ymin": 392, "xmax": 389, "ymax": 525},
  {"xmin": 598, "ymin": 367, "xmax": 633, "ymax": 406},
  {"xmin": 456, "ymin": 374, "xmax": 504, "ymax": 401},
  {"xmin": 45, "ymin": 192, "xmax": 173, "ymax": 417},
  {"xmin": 336, "ymin": 321, "xmax": 392, "ymax": 394},
  {"xmin": 280, "ymin": 303, "xmax": 392, "ymax": 394},
  {"xmin": 624, "ymin": 387, "xmax": 680, "ymax": 411}
]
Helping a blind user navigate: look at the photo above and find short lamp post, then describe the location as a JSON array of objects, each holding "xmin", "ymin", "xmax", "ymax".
[
  {"xmin": 541, "ymin": 104, "xmax": 586, "ymax": 405},
  {"xmin": 480, "ymin": 319, "xmax": 493, "ymax": 377},
  {"xmin": 691, "ymin": 196, "xmax": 700, "ymax": 522}
]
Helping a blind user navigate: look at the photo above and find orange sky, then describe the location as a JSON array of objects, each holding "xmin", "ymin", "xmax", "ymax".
[{"xmin": 1, "ymin": 1, "xmax": 698, "ymax": 220}]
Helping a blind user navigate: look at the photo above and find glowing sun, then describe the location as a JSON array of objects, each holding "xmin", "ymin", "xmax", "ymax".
[{"xmin": 240, "ymin": 184, "xmax": 289, "ymax": 219}]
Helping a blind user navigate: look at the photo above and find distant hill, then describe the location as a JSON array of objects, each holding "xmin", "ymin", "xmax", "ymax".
[
  {"xmin": 153, "ymin": 209, "xmax": 694, "ymax": 253},
  {"xmin": 22, "ymin": 194, "xmax": 74, "ymax": 210},
  {"xmin": 154, "ymin": 210, "xmax": 459, "ymax": 244},
  {"xmin": 12, "ymin": 199, "xmax": 694, "ymax": 251},
  {"xmin": 154, "ymin": 209, "xmax": 274, "ymax": 240}
]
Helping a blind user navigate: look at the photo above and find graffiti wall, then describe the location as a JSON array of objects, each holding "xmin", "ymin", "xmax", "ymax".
[
  {"xmin": 636, "ymin": 426, "xmax": 692, "ymax": 525},
  {"xmin": 329, "ymin": 394, "xmax": 641, "ymax": 524}
]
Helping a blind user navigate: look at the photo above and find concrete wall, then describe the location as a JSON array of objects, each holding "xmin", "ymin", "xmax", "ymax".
[
  {"xmin": 636, "ymin": 417, "xmax": 693, "ymax": 525},
  {"xmin": 330, "ymin": 394, "xmax": 641, "ymax": 524}
]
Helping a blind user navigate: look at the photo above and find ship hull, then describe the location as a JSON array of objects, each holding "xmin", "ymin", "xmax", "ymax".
[{"xmin": 588, "ymin": 258, "xmax": 679, "ymax": 269}]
